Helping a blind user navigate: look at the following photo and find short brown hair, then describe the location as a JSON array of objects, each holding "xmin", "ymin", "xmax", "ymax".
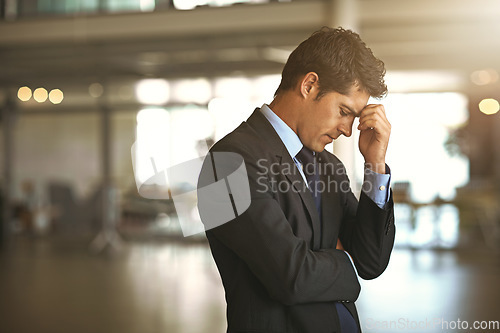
[{"xmin": 275, "ymin": 27, "xmax": 387, "ymax": 99}]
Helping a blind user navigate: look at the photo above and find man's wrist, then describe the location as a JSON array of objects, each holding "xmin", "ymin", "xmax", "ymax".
[
  {"xmin": 364, "ymin": 160, "xmax": 387, "ymax": 174},
  {"xmin": 362, "ymin": 165, "xmax": 391, "ymax": 209}
]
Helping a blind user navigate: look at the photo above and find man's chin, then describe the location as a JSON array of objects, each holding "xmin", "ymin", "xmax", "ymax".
[
  {"xmin": 312, "ymin": 143, "xmax": 327, "ymax": 153},
  {"xmin": 318, "ymin": 135, "xmax": 334, "ymax": 149}
]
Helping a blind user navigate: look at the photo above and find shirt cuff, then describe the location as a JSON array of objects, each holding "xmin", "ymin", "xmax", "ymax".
[
  {"xmin": 343, "ymin": 250, "xmax": 358, "ymax": 275},
  {"xmin": 361, "ymin": 164, "xmax": 391, "ymax": 209}
]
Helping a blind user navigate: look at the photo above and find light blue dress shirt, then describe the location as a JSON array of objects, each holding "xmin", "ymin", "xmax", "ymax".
[{"xmin": 260, "ymin": 104, "xmax": 390, "ymax": 208}]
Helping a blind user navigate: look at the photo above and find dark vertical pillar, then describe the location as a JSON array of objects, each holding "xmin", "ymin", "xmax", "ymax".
[
  {"xmin": 101, "ymin": 103, "xmax": 112, "ymax": 230},
  {"xmin": 1, "ymin": 94, "xmax": 15, "ymax": 247},
  {"xmin": 1, "ymin": 0, "xmax": 5, "ymax": 19},
  {"xmin": 494, "ymin": 113, "xmax": 500, "ymax": 185},
  {"xmin": 89, "ymin": 87, "xmax": 122, "ymax": 253},
  {"xmin": 98, "ymin": 0, "xmax": 107, "ymax": 13},
  {"xmin": 467, "ymin": 95, "xmax": 497, "ymax": 179}
]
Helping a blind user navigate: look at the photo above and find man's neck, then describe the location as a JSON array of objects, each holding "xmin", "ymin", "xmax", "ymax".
[{"xmin": 268, "ymin": 93, "xmax": 301, "ymax": 135}]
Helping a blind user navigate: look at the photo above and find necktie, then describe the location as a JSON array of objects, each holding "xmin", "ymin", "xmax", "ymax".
[
  {"xmin": 296, "ymin": 146, "xmax": 321, "ymax": 215},
  {"xmin": 296, "ymin": 146, "xmax": 358, "ymax": 333}
]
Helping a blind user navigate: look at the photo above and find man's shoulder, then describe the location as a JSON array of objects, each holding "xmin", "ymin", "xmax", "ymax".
[
  {"xmin": 211, "ymin": 115, "xmax": 278, "ymax": 160},
  {"xmin": 213, "ymin": 123, "xmax": 259, "ymax": 152}
]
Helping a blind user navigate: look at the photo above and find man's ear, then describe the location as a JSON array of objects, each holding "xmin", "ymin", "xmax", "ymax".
[{"xmin": 300, "ymin": 72, "xmax": 319, "ymax": 99}]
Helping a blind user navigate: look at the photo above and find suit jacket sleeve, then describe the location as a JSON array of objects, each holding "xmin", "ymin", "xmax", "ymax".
[
  {"xmin": 198, "ymin": 144, "xmax": 361, "ymax": 306},
  {"xmin": 337, "ymin": 163, "xmax": 396, "ymax": 280}
]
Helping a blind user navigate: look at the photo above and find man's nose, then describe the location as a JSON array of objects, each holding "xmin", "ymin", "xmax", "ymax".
[
  {"xmin": 339, "ymin": 119, "xmax": 355, "ymax": 137},
  {"xmin": 341, "ymin": 129, "xmax": 352, "ymax": 137},
  {"xmin": 339, "ymin": 125, "xmax": 352, "ymax": 137}
]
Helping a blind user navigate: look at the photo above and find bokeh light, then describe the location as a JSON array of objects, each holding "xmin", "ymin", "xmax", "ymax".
[
  {"xmin": 33, "ymin": 88, "xmax": 48, "ymax": 103},
  {"xmin": 17, "ymin": 86, "xmax": 32, "ymax": 102},
  {"xmin": 89, "ymin": 83, "xmax": 104, "ymax": 98},
  {"xmin": 49, "ymin": 89, "xmax": 64, "ymax": 104},
  {"xmin": 478, "ymin": 98, "xmax": 500, "ymax": 115},
  {"xmin": 135, "ymin": 78, "xmax": 170, "ymax": 105},
  {"xmin": 470, "ymin": 69, "xmax": 499, "ymax": 86},
  {"xmin": 171, "ymin": 78, "xmax": 212, "ymax": 104}
]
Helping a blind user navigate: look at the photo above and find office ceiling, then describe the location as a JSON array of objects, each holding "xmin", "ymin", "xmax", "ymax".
[{"xmin": 1, "ymin": 0, "xmax": 500, "ymax": 96}]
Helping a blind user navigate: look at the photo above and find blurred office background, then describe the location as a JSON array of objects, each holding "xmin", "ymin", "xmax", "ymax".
[{"xmin": 1, "ymin": 0, "xmax": 500, "ymax": 332}]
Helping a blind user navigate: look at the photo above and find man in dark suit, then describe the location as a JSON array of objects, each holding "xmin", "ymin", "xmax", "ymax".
[{"xmin": 198, "ymin": 27, "xmax": 395, "ymax": 333}]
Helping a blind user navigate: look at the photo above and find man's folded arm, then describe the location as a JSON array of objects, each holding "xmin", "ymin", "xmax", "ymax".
[
  {"xmin": 350, "ymin": 191, "xmax": 395, "ymax": 280},
  {"xmin": 198, "ymin": 149, "xmax": 360, "ymax": 306},
  {"xmin": 337, "ymin": 164, "xmax": 396, "ymax": 280}
]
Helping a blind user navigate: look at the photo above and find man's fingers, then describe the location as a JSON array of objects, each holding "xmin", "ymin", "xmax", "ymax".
[
  {"xmin": 358, "ymin": 120, "xmax": 390, "ymax": 133},
  {"xmin": 359, "ymin": 105, "xmax": 387, "ymax": 120},
  {"xmin": 361, "ymin": 104, "xmax": 386, "ymax": 116},
  {"xmin": 358, "ymin": 112, "xmax": 391, "ymax": 132},
  {"xmin": 358, "ymin": 104, "xmax": 390, "ymax": 131},
  {"xmin": 358, "ymin": 120, "xmax": 389, "ymax": 132}
]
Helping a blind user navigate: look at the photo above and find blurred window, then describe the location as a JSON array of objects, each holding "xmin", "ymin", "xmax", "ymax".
[
  {"xmin": 133, "ymin": 74, "xmax": 281, "ymax": 186},
  {"xmin": 173, "ymin": 0, "xmax": 268, "ymax": 10},
  {"xmin": 33, "ymin": 0, "xmax": 99, "ymax": 14},
  {"xmin": 5, "ymin": 0, "xmax": 275, "ymax": 19},
  {"xmin": 351, "ymin": 92, "xmax": 469, "ymax": 203},
  {"xmin": 354, "ymin": 92, "xmax": 469, "ymax": 249},
  {"xmin": 106, "ymin": 0, "xmax": 155, "ymax": 12},
  {"xmin": 134, "ymin": 105, "xmax": 213, "ymax": 187}
]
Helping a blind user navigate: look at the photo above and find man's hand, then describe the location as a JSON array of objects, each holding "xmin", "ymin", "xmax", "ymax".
[{"xmin": 358, "ymin": 104, "xmax": 391, "ymax": 174}]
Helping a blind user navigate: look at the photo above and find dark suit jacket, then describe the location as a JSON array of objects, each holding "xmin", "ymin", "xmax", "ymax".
[{"xmin": 198, "ymin": 109, "xmax": 395, "ymax": 333}]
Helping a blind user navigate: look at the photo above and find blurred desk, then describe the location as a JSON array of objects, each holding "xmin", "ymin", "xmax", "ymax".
[{"xmin": 392, "ymin": 180, "xmax": 500, "ymax": 250}]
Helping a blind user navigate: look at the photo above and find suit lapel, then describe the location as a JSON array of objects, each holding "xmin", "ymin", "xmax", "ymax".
[
  {"xmin": 246, "ymin": 109, "xmax": 322, "ymax": 249},
  {"xmin": 318, "ymin": 151, "xmax": 341, "ymax": 248},
  {"xmin": 280, "ymin": 152, "xmax": 322, "ymax": 249}
]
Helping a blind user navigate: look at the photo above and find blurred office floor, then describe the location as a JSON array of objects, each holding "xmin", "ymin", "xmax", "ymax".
[{"xmin": 0, "ymin": 236, "xmax": 499, "ymax": 333}]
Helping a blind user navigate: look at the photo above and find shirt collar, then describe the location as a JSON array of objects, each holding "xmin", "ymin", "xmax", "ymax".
[{"xmin": 259, "ymin": 104, "xmax": 302, "ymax": 159}]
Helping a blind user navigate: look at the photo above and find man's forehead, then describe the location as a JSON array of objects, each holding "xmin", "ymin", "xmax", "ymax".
[
  {"xmin": 340, "ymin": 102, "xmax": 363, "ymax": 117},
  {"xmin": 340, "ymin": 90, "xmax": 369, "ymax": 116}
]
